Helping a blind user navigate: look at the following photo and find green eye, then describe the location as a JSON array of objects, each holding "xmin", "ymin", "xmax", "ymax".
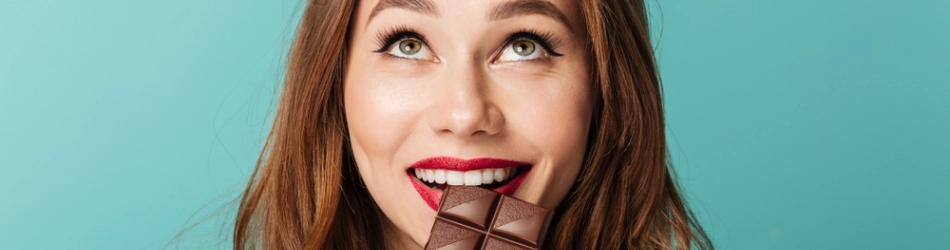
[
  {"xmin": 399, "ymin": 39, "xmax": 422, "ymax": 55},
  {"xmin": 511, "ymin": 39, "xmax": 536, "ymax": 56}
]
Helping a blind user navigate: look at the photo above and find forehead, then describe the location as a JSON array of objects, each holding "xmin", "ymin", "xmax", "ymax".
[{"xmin": 354, "ymin": 0, "xmax": 585, "ymax": 32}]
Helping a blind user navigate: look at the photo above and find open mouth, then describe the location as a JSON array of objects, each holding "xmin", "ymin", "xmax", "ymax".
[
  {"xmin": 406, "ymin": 157, "xmax": 532, "ymax": 210},
  {"xmin": 408, "ymin": 165, "xmax": 529, "ymax": 190}
]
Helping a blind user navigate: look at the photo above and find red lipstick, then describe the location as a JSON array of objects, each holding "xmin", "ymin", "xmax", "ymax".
[
  {"xmin": 408, "ymin": 157, "xmax": 532, "ymax": 210},
  {"xmin": 410, "ymin": 157, "xmax": 529, "ymax": 171}
]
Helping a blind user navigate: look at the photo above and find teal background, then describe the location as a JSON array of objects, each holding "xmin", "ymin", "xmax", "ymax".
[{"xmin": 0, "ymin": 0, "xmax": 946, "ymax": 249}]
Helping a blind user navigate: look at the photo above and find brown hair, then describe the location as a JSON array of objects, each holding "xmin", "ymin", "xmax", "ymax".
[{"xmin": 234, "ymin": 0, "xmax": 713, "ymax": 249}]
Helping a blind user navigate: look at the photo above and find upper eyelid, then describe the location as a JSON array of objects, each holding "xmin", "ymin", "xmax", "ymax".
[
  {"xmin": 501, "ymin": 34, "xmax": 562, "ymax": 58},
  {"xmin": 374, "ymin": 29, "xmax": 431, "ymax": 53},
  {"xmin": 395, "ymin": 34, "xmax": 429, "ymax": 46},
  {"xmin": 506, "ymin": 37, "xmax": 544, "ymax": 49}
]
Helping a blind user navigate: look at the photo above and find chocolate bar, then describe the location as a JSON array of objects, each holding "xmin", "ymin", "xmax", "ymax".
[{"xmin": 424, "ymin": 186, "xmax": 553, "ymax": 250}]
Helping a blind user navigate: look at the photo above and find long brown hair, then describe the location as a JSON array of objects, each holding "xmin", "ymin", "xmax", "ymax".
[{"xmin": 234, "ymin": 0, "xmax": 713, "ymax": 249}]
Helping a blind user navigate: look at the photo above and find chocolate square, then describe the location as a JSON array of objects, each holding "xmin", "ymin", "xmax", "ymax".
[{"xmin": 424, "ymin": 186, "xmax": 553, "ymax": 250}]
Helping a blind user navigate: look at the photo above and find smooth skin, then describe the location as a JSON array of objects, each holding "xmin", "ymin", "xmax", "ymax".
[{"xmin": 344, "ymin": 0, "xmax": 592, "ymax": 248}]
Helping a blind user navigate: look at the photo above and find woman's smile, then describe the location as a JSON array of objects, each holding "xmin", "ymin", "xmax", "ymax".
[{"xmin": 407, "ymin": 157, "xmax": 533, "ymax": 210}]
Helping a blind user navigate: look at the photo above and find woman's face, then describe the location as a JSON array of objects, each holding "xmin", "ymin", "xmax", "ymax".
[{"xmin": 344, "ymin": 0, "xmax": 591, "ymax": 247}]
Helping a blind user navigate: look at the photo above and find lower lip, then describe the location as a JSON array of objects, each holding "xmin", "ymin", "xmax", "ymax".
[{"xmin": 408, "ymin": 169, "xmax": 531, "ymax": 211}]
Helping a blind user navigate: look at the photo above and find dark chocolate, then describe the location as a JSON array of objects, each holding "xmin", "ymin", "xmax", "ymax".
[{"xmin": 424, "ymin": 186, "xmax": 553, "ymax": 250}]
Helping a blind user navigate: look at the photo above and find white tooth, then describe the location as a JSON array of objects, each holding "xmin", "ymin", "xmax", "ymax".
[
  {"xmin": 415, "ymin": 169, "xmax": 423, "ymax": 179},
  {"xmin": 446, "ymin": 170, "xmax": 464, "ymax": 185},
  {"xmin": 504, "ymin": 168, "xmax": 511, "ymax": 180},
  {"xmin": 434, "ymin": 170, "xmax": 446, "ymax": 184},
  {"xmin": 482, "ymin": 169, "xmax": 494, "ymax": 184},
  {"xmin": 494, "ymin": 168, "xmax": 505, "ymax": 182},
  {"xmin": 425, "ymin": 169, "xmax": 435, "ymax": 183},
  {"xmin": 464, "ymin": 171, "xmax": 482, "ymax": 186}
]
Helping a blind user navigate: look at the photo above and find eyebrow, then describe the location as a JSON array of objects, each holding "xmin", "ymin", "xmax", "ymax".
[
  {"xmin": 488, "ymin": 0, "xmax": 571, "ymax": 29},
  {"xmin": 369, "ymin": 0, "xmax": 439, "ymax": 21}
]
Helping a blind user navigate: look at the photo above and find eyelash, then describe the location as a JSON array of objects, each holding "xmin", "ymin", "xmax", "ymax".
[
  {"xmin": 504, "ymin": 29, "xmax": 564, "ymax": 57},
  {"xmin": 372, "ymin": 26, "xmax": 564, "ymax": 58},
  {"xmin": 373, "ymin": 26, "xmax": 425, "ymax": 54}
]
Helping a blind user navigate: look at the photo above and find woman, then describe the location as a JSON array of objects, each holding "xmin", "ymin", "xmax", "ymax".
[{"xmin": 234, "ymin": 0, "xmax": 713, "ymax": 249}]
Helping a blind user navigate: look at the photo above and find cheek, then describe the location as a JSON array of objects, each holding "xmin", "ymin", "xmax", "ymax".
[
  {"xmin": 504, "ymin": 72, "xmax": 592, "ymax": 207},
  {"xmin": 344, "ymin": 73, "xmax": 426, "ymax": 166},
  {"xmin": 537, "ymin": 100, "xmax": 591, "ymax": 207},
  {"xmin": 521, "ymin": 107, "xmax": 590, "ymax": 160},
  {"xmin": 523, "ymin": 71, "xmax": 592, "ymax": 159}
]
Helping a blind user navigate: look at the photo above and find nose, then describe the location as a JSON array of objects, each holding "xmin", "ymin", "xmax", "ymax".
[{"xmin": 425, "ymin": 63, "xmax": 504, "ymax": 140}]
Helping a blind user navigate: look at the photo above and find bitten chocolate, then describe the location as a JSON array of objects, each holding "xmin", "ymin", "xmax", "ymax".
[{"xmin": 424, "ymin": 186, "xmax": 553, "ymax": 250}]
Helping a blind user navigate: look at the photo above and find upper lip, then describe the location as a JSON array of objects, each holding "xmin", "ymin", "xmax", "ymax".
[{"xmin": 409, "ymin": 156, "xmax": 530, "ymax": 171}]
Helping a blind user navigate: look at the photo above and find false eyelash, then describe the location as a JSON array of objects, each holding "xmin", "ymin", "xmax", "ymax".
[
  {"xmin": 505, "ymin": 29, "xmax": 564, "ymax": 57},
  {"xmin": 374, "ymin": 25, "xmax": 428, "ymax": 53}
]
